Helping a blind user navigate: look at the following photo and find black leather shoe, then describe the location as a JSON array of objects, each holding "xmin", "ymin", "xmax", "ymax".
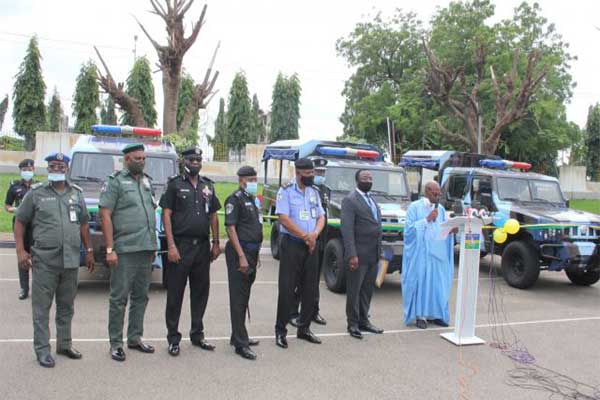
[
  {"xmin": 127, "ymin": 341, "xmax": 155, "ymax": 353},
  {"xmin": 347, "ymin": 327, "xmax": 363, "ymax": 339},
  {"xmin": 275, "ymin": 334, "xmax": 288, "ymax": 349},
  {"xmin": 19, "ymin": 289, "xmax": 28, "ymax": 300},
  {"xmin": 248, "ymin": 339, "xmax": 260, "ymax": 347},
  {"xmin": 416, "ymin": 319, "xmax": 428, "ymax": 329},
  {"xmin": 168, "ymin": 343, "xmax": 180, "ymax": 356},
  {"xmin": 297, "ymin": 329, "xmax": 322, "ymax": 344},
  {"xmin": 431, "ymin": 319, "xmax": 449, "ymax": 327},
  {"xmin": 111, "ymin": 347, "xmax": 126, "ymax": 362},
  {"xmin": 312, "ymin": 313, "xmax": 327, "ymax": 325},
  {"xmin": 235, "ymin": 346, "xmax": 257, "ymax": 360},
  {"xmin": 57, "ymin": 347, "xmax": 82, "ymax": 359},
  {"xmin": 359, "ymin": 323, "xmax": 384, "ymax": 334},
  {"xmin": 289, "ymin": 318, "xmax": 299, "ymax": 328},
  {"xmin": 191, "ymin": 339, "xmax": 215, "ymax": 351},
  {"xmin": 37, "ymin": 354, "xmax": 55, "ymax": 368}
]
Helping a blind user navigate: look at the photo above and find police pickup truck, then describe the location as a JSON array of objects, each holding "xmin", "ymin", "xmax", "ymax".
[
  {"xmin": 67, "ymin": 125, "xmax": 178, "ymax": 286},
  {"xmin": 401, "ymin": 150, "xmax": 600, "ymax": 289},
  {"xmin": 262, "ymin": 140, "xmax": 410, "ymax": 293}
]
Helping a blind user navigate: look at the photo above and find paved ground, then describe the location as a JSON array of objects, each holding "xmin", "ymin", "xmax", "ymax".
[{"xmin": 0, "ymin": 249, "xmax": 599, "ymax": 400}]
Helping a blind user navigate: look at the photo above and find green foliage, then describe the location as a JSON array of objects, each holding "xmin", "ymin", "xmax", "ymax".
[
  {"xmin": 164, "ymin": 133, "xmax": 196, "ymax": 155},
  {"xmin": 12, "ymin": 36, "xmax": 46, "ymax": 150},
  {"xmin": 250, "ymin": 93, "xmax": 266, "ymax": 143},
  {"xmin": 210, "ymin": 97, "xmax": 229, "ymax": 161},
  {"xmin": 46, "ymin": 88, "xmax": 62, "ymax": 132},
  {"xmin": 176, "ymin": 73, "xmax": 199, "ymax": 140},
  {"xmin": 122, "ymin": 56, "xmax": 157, "ymax": 127},
  {"xmin": 270, "ymin": 73, "xmax": 301, "ymax": 141},
  {"xmin": 73, "ymin": 61, "xmax": 100, "ymax": 134},
  {"xmin": 337, "ymin": 1, "xmax": 576, "ymax": 169},
  {"xmin": 100, "ymin": 97, "xmax": 118, "ymax": 125},
  {"xmin": 227, "ymin": 72, "xmax": 252, "ymax": 158},
  {"xmin": 585, "ymin": 104, "xmax": 600, "ymax": 181},
  {"xmin": 0, "ymin": 136, "xmax": 25, "ymax": 151},
  {"xmin": 0, "ymin": 95, "xmax": 8, "ymax": 131}
]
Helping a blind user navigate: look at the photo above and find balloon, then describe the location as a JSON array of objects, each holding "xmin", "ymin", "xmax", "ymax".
[
  {"xmin": 493, "ymin": 228, "xmax": 507, "ymax": 244},
  {"xmin": 504, "ymin": 219, "xmax": 520, "ymax": 235}
]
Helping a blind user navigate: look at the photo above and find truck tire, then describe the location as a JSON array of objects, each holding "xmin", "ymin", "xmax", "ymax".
[
  {"xmin": 565, "ymin": 269, "xmax": 600, "ymax": 286},
  {"xmin": 501, "ymin": 241, "xmax": 540, "ymax": 289},
  {"xmin": 323, "ymin": 238, "xmax": 346, "ymax": 293},
  {"xmin": 270, "ymin": 221, "xmax": 281, "ymax": 260}
]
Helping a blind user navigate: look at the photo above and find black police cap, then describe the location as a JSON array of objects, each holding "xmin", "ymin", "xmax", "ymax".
[
  {"xmin": 237, "ymin": 166, "xmax": 257, "ymax": 177},
  {"xmin": 122, "ymin": 143, "xmax": 145, "ymax": 154},
  {"xmin": 294, "ymin": 158, "xmax": 314, "ymax": 170},
  {"xmin": 181, "ymin": 147, "xmax": 203, "ymax": 157},
  {"xmin": 18, "ymin": 158, "xmax": 34, "ymax": 169},
  {"xmin": 312, "ymin": 158, "xmax": 328, "ymax": 169}
]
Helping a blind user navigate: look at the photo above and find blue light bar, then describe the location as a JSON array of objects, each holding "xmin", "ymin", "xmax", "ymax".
[
  {"xmin": 480, "ymin": 159, "xmax": 507, "ymax": 169},
  {"xmin": 92, "ymin": 124, "xmax": 122, "ymax": 134}
]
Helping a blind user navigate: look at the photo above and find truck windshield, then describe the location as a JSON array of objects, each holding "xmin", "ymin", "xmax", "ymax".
[
  {"xmin": 69, "ymin": 153, "xmax": 176, "ymax": 185},
  {"xmin": 325, "ymin": 167, "xmax": 409, "ymax": 197},
  {"xmin": 497, "ymin": 177, "xmax": 563, "ymax": 203}
]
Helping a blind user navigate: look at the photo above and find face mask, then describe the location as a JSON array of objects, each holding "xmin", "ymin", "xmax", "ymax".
[
  {"xmin": 357, "ymin": 181, "xmax": 372, "ymax": 193},
  {"xmin": 48, "ymin": 173, "xmax": 66, "ymax": 182},
  {"xmin": 300, "ymin": 176, "xmax": 314, "ymax": 186},
  {"xmin": 245, "ymin": 181, "xmax": 258, "ymax": 196},
  {"xmin": 313, "ymin": 175, "xmax": 325, "ymax": 186},
  {"xmin": 21, "ymin": 171, "xmax": 34, "ymax": 181},
  {"xmin": 128, "ymin": 162, "xmax": 145, "ymax": 175},
  {"xmin": 184, "ymin": 165, "xmax": 201, "ymax": 176}
]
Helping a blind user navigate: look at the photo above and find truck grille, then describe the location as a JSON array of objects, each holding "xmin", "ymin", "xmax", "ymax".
[{"xmin": 564, "ymin": 226, "xmax": 598, "ymax": 240}]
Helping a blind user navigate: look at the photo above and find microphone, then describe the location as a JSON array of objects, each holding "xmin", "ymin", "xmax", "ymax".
[{"xmin": 434, "ymin": 202, "xmax": 439, "ymax": 210}]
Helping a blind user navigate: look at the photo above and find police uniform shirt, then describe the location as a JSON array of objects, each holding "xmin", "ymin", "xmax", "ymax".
[
  {"xmin": 224, "ymin": 189, "xmax": 263, "ymax": 243},
  {"xmin": 5, "ymin": 179, "xmax": 36, "ymax": 209},
  {"xmin": 159, "ymin": 174, "xmax": 221, "ymax": 240},
  {"xmin": 16, "ymin": 182, "xmax": 89, "ymax": 268},
  {"xmin": 275, "ymin": 180, "xmax": 324, "ymax": 237},
  {"xmin": 98, "ymin": 169, "xmax": 158, "ymax": 253}
]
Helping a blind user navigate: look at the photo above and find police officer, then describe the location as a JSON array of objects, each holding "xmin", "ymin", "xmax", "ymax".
[
  {"xmin": 5, "ymin": 158, "xmax": 36, "ymax": 299},
  {"xmin": 290, "ymin": 158, "xmax": 328, "ymax": 326},
  {"xmin": 274, "ymin": 158, "xmax": 325, "ymax": 349},
  {"xmin": 15, "ymin": 153, "xmax": 94, "ymax": 368},
  {"xmin": 99, "ymin": 143, "xmax": 158, "ymax": 362},
  {"xmin": 160, "ymin": 147, "xmax": 221, "ymax": 357},
  {"xmin": 224, "ymin": 166, "xmax": 263, "ymax": 360}
]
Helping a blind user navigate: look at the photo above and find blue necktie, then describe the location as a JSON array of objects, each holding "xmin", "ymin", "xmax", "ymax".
[{"xmin": 365, "ymin": 193, "xmax": 378, "ymax": 220}]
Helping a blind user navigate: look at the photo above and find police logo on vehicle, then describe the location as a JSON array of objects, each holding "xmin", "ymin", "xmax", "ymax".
[{"xmin": 225, "ymin": 203, "xmax": 234, "ymax": 215}]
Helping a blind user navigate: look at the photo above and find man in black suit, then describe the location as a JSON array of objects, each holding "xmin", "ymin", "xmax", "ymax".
[{"xmin": 341, "ymin": 169, "xmax": 385, "ymax": 339}]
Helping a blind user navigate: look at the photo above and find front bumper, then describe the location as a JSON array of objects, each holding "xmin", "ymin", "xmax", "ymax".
[{"xmin": 540, "ymin": 241, "xmax": 600, "ymax": 271}]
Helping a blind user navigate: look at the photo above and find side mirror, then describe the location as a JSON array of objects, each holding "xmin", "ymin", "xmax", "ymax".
[
  {"xmin": 565, "ymin": 199, "xmax": 570, "ymax": 208},
  {"xmin": 410, "ymin": 192, "xmax": 420, "ymax": 201}
]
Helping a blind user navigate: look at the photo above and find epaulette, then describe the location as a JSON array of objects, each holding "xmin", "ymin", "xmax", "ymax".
[
  {"xmin": 31, "ymin": 182, "xmax": 44, "ymax": 190},
  {"xmin": 281, "ymin": 182, "xmax": 292, "ymax": 189},
  {"xmin": 9, "ymin": 180, "xmax": 18, "ymax": 186},
  {"xmin": 108, "ymin": 171, "xmax": 121, "ymax": 179},
  {"xmin": 312, "ymin": 185, "xmax": 321, "ymax": 192},
  {"xmin": 143, "ymin": 172, "xmax": 154, "ymax": 180},
  {"xmin": 200, "ymin": 175, "xmax": 214, "ymax": 184},
  {"xmin": 71, "ymin": 183, "xmax": 83, "ymax": 192},
  {"xmin": 168, "ymin": 174, "xmax": 181, "ymax": 182},
  {"xmin": 234, "ymin": 189, "xmax": 243, "ymax": 198}
]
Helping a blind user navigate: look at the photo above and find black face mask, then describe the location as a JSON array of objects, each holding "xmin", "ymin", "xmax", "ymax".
[
  {"xmin": 185, "ymin": 165, "xmax": 201, "ymax": 176},
  {"xmin": 300, "ymin": 176, "xmax": 314, "ymax": 186},
  {"xmin": 358, "ymin": 181, "xmax": 372, "ymax": 193},
  {"xmin": 128, "ymin": 161, "xmax": 145, "ymax": 175}
]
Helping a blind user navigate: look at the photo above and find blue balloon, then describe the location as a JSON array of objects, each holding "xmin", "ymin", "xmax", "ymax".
[{"xmin": 493, "ymin": 213, "xmax": 508, "ymax": 227}]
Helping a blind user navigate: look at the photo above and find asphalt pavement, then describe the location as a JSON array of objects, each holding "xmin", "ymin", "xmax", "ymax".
[{"xmin": 0, "ymin": 249, "xmax": 599, "ymax": 400}]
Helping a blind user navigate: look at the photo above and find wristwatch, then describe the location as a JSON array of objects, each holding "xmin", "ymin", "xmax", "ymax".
[
  {"xmin": 211, "ymin": 239, "xmax": 220, "ymax": 244},
  {"xmin": 86, "ymin": 248, "xmax": 93, "ymax": 253},
  {"xmin": 106, "ymin": 247, "xmax": 113, "ymax": 255}
]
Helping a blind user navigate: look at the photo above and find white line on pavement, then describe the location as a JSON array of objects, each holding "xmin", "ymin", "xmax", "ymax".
[{"xmin": 0, "ymin": 316, "xmax": 598, "ymax": 344}]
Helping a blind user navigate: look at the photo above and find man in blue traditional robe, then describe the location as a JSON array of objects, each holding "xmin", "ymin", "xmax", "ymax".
[{"xmin": 402, "ymin": 181, "xmax": 456, "ymax": 329}]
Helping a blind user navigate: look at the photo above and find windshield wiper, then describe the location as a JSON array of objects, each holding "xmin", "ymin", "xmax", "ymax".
[
  {"xmin": 72, "ymin": 176, "xmax": 104, "ymax": 183},
  {"xmin": 499, "ymin": 197, "xmax": 522, "ymax": 202},
  {"xmin": 370, "ymin": 190, "xmax": 404, "ymax": 201}
]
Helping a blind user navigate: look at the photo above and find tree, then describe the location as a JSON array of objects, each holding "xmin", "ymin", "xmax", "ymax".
[
  {"xmin": 585, "ymin": 104, "xmax": 600, "ymax": 181},
  {"xmin": 73, "ymin": 61, "xmax": 100, "ymax": 134},
  {"xmin": 176, "ymin": 73, "xmax": 199, "ymax": 140},
  {"xmin": 270, "ymin": 73, "xmax": 302, "ymax": 141},
  {"xmin": 135, "ymin": 0, "xmax": 219, "ymax": 135},
  {"xmin": 100, "ymin": 97, "xmax": 118, "ymax": 125},
  {"xmin": 250, "ymin": 94, "xmax": 266, "ymax": 143},
  {"xmin": 12, "ymin": 36, "xmax": 46, "ymax": 150},
  {"xmin": 122, "ymin": 56, "xmax": 157, "ymax": 126},
  {"xmin": 227, "ymin": 72, "xmax": 252, "ymax": 160},
  {"xmin": 0, "ymin": 95, "xmax": 8, "ymax": 131},
  {"xmin": 47, "ymin": 88, "xmax": 63, "ymax": 132},
  {"xmin": 210, "ymin": 97, "xmax": 228, "ymax": 161}
]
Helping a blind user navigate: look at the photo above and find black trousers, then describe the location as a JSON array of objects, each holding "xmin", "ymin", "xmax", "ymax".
[
  {"xmin": 275, "ymin": 235, "xmax": 318, "ymax": 335},
  {"xmin": 291, "ymin": 242, "xmax": 323, "ymax": 319},
  {"xmin": 225, "ymin": 242, "xmax": 258, "ymax": 349},
  {"xmin": 346, "ymin": 259, "xmax": 378, "ymax": 329},
  {"xmin": 165, "ymin": 237, "xmax": 210, "ymax": 344}
]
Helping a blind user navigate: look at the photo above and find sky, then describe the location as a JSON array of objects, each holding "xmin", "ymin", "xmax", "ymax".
[{"xmin": 0, "ymin": 0, "xmax": 599, "ymax": 145}]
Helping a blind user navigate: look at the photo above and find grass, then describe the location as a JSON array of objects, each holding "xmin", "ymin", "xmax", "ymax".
[
  {"xmin": 0, "ymin": 174, "xmax": 273, "ymax": 240},
  {"xmin": 570, "ymin": 199, "xmax": 600, "ymax": 215}
]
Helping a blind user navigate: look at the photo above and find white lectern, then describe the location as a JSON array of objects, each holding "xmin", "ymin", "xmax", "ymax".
[{"xmin": 440, "ymin": 216, "xmax": 486, "ymax": 346}]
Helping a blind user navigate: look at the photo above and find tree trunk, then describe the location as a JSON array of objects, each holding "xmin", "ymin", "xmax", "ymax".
[{"xmin": 162, "ymin": 73, "xmax": 180, "ymax": 135}]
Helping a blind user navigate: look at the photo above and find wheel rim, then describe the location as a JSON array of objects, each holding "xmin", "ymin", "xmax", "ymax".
[{"xmin": 327, "ymin": 249, "xmax": 338, "ymax": 281}]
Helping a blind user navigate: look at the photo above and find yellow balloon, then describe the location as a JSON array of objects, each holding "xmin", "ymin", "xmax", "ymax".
[
  {"xmin": 493, "ymin": 228, "xmax": 508, "ymax": 244},
  {"xmin": 504, "ymin": 219, "xmax": 520, "ymax": 235}
]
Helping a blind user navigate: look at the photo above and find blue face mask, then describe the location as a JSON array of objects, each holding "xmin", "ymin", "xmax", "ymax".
[
  {"xmin": 48, "ymin": 173, "xmax": 66, "ymax": 182},
  {"xmin": 246, "ymin": 181, "xmax": 258, "ymax": 196},
  {"xmin": 21, "ymin": 171, "xmax": 34, "ymax": 181},
  {"xmin": 314, "ymin": 175, "xmax": 326, "ymax": 186}
]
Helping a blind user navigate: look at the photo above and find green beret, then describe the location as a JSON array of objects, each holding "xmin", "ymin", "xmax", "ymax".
[
  {"xmin": 122, "ymin": 143, "xmax": 145, "ymax": 154},
  {"xmin": 237, "ymin": 166, "xmax": 257, "ymax": 177},
  {"xmin": 294, "ymin": 158, "xmax": 314, "ymax": 170}
]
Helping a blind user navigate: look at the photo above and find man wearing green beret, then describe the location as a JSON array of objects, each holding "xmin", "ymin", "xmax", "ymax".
[{"xmin": 99, "ymin": 143, "xmax": 158, "ymax": 362}]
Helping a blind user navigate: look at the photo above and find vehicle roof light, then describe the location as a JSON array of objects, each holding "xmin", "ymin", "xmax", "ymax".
[
  {"xmin": 317, "ymin": 146, "xmax": 379, "ymax": 159},
  {"xmin": 91, "ymin": 125, "xmax": 162, "ymax": 136},
  {"xmin": 479, "ymin": 159, "xmax": 531, "ymax": 171}
]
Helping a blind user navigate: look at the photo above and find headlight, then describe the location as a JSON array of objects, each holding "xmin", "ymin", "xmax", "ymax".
[{"xmin": 580, "ymin": 225, "xmax": 589, "ymax": 236}]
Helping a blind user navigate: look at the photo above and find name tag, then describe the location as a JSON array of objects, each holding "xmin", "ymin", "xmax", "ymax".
[
  {"xmin": 310, "ymin": 207, "xmax": 317, "ymax": 219},
  {"xmin": 69, "ymin": 209, "xmax": 77, "ymax": 223},
  {"xmin": 299, "ymin": 210, "xmax": 309, "ymax": 221}
]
